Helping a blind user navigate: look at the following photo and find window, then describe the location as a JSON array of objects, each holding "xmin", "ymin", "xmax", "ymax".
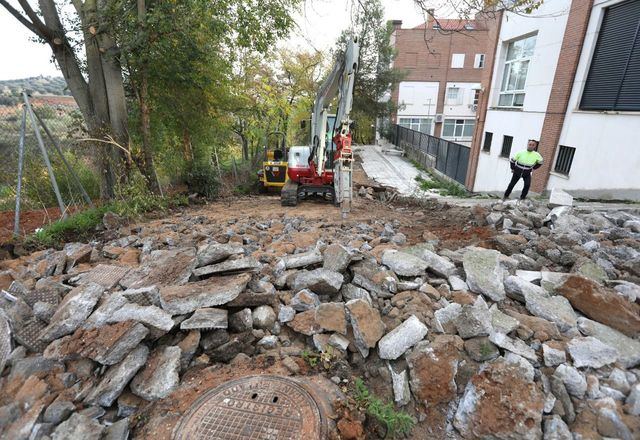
[
  {"xmin": 580, "ymin": 0, "xmax": 640, "ymax": 111},
  {"xmin": 451, "ymin": 53, "xmax": 465, "ymax": 68},
  {"xmin": 399, "ymin": 117, "xmax": 433, "ymax": 134},
  {"xmin": 446, "ymin": 87, "xmax": 462, "ymax": 105},
  {"xmin": 500, "ymin": 135, "xmax": 514, "ymax": 157},
  {"xmin": 473, "ymin": 89, "xmax": 481, "ymax": 106},
  {"xmin": 442, "ymin": 119, "xmax": 475, "ymax": 139},
  {"xmin": 499, "ymin": 35, "xmax": 536, "ymax": 107},
  {"xmin": 474, "ymin": 54, "xmax": 485, "ymax": 69},
  {"xmin": 483, "ymin": 132, "xmax": 493, "ymax": 152},
  {"xmin": 554, "ymin": 145, "xmax": 576, "ymax": 175}
]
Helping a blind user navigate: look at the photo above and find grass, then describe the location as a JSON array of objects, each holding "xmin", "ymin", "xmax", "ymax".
[
  {"xmin": 26, "ymin": 192, "xmax": 188, "ymax": 248},
  {"xmin": 353, "ymin": 378, "xmax": 415, "ymax": 438},
  {"xmin": 409, "ymin": 160, "xmax": 468, "ymax": 198}
]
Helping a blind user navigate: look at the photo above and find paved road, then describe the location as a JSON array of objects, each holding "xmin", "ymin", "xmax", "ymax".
[{"xmin": 357, "ymin": 144, "xmax": 640, "ymax": 212}]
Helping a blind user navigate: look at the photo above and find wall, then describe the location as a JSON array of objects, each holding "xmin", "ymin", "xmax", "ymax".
[
  {"xmin": 397, "ymin": 81, "xmax": 439, "ymax": 117},
  {"xmin": 472, "ymin": 0, "xmax": 572, "ymax": 193},
  {"xmin": 441, "ymin": 81, "xmax": 481, "ymax": 146},
  {"xmin": 546, "ymin": 0, "xmax": 640, "ymax": 200}
]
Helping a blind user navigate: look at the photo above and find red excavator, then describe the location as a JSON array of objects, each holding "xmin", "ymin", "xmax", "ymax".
[{"xmin": 281, "ymin": 36, "xmax": 359, "ymax": 217}]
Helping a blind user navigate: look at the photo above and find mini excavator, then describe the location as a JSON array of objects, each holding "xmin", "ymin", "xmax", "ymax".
[{"xmin": 281, "ymin": 36, "xmax": 359, "ymax": 217}]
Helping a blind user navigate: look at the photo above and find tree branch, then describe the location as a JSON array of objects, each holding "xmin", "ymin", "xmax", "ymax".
[{"xmin": 0, "ymin": 0, "xmax": 45, "ymax": 38}]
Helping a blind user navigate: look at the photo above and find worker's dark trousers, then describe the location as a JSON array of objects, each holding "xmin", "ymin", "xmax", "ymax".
[{"xmin": 504, "ymin": 168, "xmax": 532, "ymax": 199}]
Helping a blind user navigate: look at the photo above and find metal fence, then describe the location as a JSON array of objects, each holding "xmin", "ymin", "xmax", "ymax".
[
  {"xmin": 389, "ymin": 124, "xmax": 470, "ymax": 186},
  {"xmin": 0, "ymin": 94, "xmax": 97, "ymax": 220}
]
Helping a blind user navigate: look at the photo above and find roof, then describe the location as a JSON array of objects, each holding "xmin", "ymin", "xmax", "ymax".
[{"xmin": 412, "ymin": 19, "xmax": 479, "ymax": 31}]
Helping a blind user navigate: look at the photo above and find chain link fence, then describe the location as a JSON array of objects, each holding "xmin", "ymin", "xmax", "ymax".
[{"xmin": 0, "ymin": 95, "xmax": 99, "ymax": 218}]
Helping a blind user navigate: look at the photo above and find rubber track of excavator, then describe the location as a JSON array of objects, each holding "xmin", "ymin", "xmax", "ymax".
[{"xmin": 281, "ymin": 180, "xmax": 298, "ymax": 206}]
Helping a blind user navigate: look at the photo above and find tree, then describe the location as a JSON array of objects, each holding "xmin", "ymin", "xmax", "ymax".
[
  {"xmin": 0, "ymin": 0, "xmax": 301, "ymax": 197},
  {"xmin": 413, "ymin": 0, "xmax": 545, "ymax": 25}
]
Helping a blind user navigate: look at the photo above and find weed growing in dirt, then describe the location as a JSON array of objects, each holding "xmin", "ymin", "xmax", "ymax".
[
  {"xmin": 301, "ymin": 347, "xmax": 338, "ymax": 370},
  {"xmin": 353, "ymin": 378, "xmax": 415, "ymax": 438},
  {"xmin": 410, "ymin": 160, "xmax": 468, "ymax": 198}
]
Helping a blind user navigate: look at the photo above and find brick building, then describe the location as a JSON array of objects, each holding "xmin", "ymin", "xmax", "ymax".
[
  {"xmin": 468, "ymin": 0, "xmax": 640, "ymax": 200},
  {"xmin": 390, "ymin": 15, "xmax": 497, "ymax": 145}
]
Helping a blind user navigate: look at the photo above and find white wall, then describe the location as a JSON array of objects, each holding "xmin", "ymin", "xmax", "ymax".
[
  {"xmin": 397, "ymin": 81, "xmax": 439, "ymax": 116},
  {"xmin": 473, "ymin": 0, "xmax": 571, "ymax": 192},
  {"xmin": 547, "ymin": 0, "xmax": 640, "ymax": 200},
  {"xmin": 442, "ymin": 82, "xmax": 481, "ymax": 118}
]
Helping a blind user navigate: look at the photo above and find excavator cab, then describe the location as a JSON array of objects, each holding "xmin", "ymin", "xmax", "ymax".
[{"xmin": 258, "ymin": 131, "xmax": 289, "ymax": 193}]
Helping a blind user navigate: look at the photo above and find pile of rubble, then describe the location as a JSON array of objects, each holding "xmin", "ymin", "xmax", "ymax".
[{"xmin": 0, "ymin": 196, "xmax": 639, "ymax": 439}]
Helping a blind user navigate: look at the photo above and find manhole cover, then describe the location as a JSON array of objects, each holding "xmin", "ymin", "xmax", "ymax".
[
  {"xmin": 174, "ymin": 375, "xmax": 326, "ymax": 440},
  {"xmin": 71, "ymin": 264, "xmax": 130, "ymax": 289},
  {"xmin": 22, "ymin": 290, "xmax": 60, "ymax": 308}
]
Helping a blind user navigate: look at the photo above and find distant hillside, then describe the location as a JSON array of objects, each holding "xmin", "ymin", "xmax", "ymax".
[{"xmin": 0, "ymin": 76, "xmax": 70, "ymax": 106}]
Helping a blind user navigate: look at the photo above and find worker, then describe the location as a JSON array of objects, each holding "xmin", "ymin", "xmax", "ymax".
[{"xmin": 503, "ymin": 139, "xmax": 543, "ymax": 201}]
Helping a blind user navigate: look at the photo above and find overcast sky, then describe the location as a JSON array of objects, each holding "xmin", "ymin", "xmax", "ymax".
[{"xmin": 0, "ymin": 0, "xmax": 427, "ymax": 81}]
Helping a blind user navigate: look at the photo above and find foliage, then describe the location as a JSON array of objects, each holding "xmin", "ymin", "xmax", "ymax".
[
  {"xmin": 353, "ymin": 378, "xmax": 415, "ymax": 438},
  {"xmin": 300, "ymin": 347, "xmax": 338, "ymax": 370},
  {"xmin": 30, "ymin": 206, "xmax": 108, "ymax": 247},
  {"xmin": 185, "ymin": 162, "xmax": 220, "ymax": 199},
  {"xmin": 413, "ymin": 0, "xmax": 545, "ymax": 21},
  {"xmin": 411, "ymin": 160, "xmax": 468, "ymax": 197}
]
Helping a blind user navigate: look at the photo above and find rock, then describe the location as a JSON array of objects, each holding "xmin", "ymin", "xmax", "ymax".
[
  {"xmin": 229, "ymin": 308, "xmax": 253, "ymax": 331},
  {"xmin": 33, "ymin": 301, "xmax": 57, "ymax": 322},
  {"xmin": 277, "ymin": 306, "xmax": 295, "ymax": 324},
  {"xmin": 192, "ymin": 256, "xmax": 260, "ymax": 277},
  {"xmin": 200, "ymin": 330, "xmax": 230, "ymax": 352},
  {"xmin": 378, "ymin": 315, "xmax": 428, "ymax": 360},
  {"xmin": 597, "ymin": 404, "xmax": 633, "ymax": 440},
  {"xmin": 104, "ymin": 418, "xmax": 129, "ymax": 440},
  {"xmin": 543, "ymin": 415, "xmax": 571, "ymax": 440},
  {"xmin": 464, "ymin": 337, "xmax": 499, "ymax": 362},
  {"xmin": 626, "ymin": 383, "xmax": 640, "ymax": 416},
  {"xmin": 196, "ymin": 242, "xmax": 244, "ymax": 267},
  {"xmin": 490, "ymin": 305, "xmax": 519, "ymax": 334},
  {"xmin": 44, "ymin": 321, "xmax": 148, "ymax": 366},
  {"xmin": 83, "ymin": 293, "xmax": 128, "ymax": 329},
  {"xmin": 504, "ymin": 352, "xmax": 535, "ymax": 383},
  {"xmin": 408, "ymin": 338, "xmax": 460, "ymax": 407},
  {"xmin": 315, "ymin": 302, "xmax": 347, "ymax": 335},
  {"xmin": 388, "ymin": 362, "xmax": 411, "ymax": 406},
  {"xmin": 280, "ymin": 248, "xmax": 323, "ymax": 270},
  {"xmin": 290, "ymin": 289, "xmax": 320, "ymax": 311},
  {"xmin": 522, "ymin": 289, "xmax": 577, "ymax": 333},
  {"xmin": 494, "ymin": 234, "xmax": 528, "ymax": 255},
  {"xmin": 433, "ymin": 302, "xmax": 462, "ymax": 334},
  {"xmin": 252, "ymin": 305, "xmax": 276, "ymax": 330},
  {"xmin": 505, "ymin": 310, "xmax": 561, "ymax": 341},
  {"xmin": 121, "ymin": 286, "xmax": 161, "ymax": 306},
  {"xmin": 454, "ymin": 360, "xmax": 544, "ymax": 439},
  {"xmin": 43, "ymin": 401, "xmax": 75, "ymax": 424},
  {"xmin": 328, "ymin": 333, "xmax": 350, "ymax": 351},
  {"xmin": 391, "ymin": 233, "xmax": 407, "ymax": 245},
  {"xmin": 108, "ymin": 303, "xmax": 174, "ymax": 331},
  {"xmin": 322, "ymin": 244, "xmax": 352, "ymax": 273},
  {"xmin": 606, "ymin": 368, "xmax": 630, "ymax": 394},
  {"xmin": 548, "ymin": 188, "xmax": 573, "ymax": 207},
  {"xmin": 120, "ymin": 248, "xmax": 196, "ymax": 289},
  {"xmin": 177, "ymin": 330, "xmax": 200, "ymax": 371},
  {"xmin": 572, "ymin": 259, "xmax": 608, "ymax": 283},
  {"xmin": 566, "ymin": 336, "xmax": 618, "ymax": 369},
  {"xmin": 489, "ymin": 331, "xmax": 537, "ymax": 362},
  {"xmin": 516, "ymin": 270, "xmax": 542, "ymax": 283},
  {"xmin": 543, "ymin": 344, "xmax": 566, "ymax": 367},
  {"xmin": 85, "ymin": 345, "xmax": 149, "ymax": 407},
  {"xmin": 51, "ymin": 413, "xmax": 104, "ymax": 440},
  {"xmin": 159, "ymin": 273, "xmax": 250, "ymax": 315},
  {"xmin": 381, "ymin": 250, "xmax": 428, "ymax": 277},
  {"xmin": 180, "ymin": 308, "xmax": 227, "ymax": 330},
  {"xmin": 340, "ymin": 284, "xmax": 372, "ymax": 305},
  {"xmin": 549, "ymin": 375, "xmax": 575, "ymax": 424},
  {"xmin": 130, "ymin": 346, "xmax": 181, "ymax": 401},
  {"xmin": 463, "ymin": 248, "xmax": 507, "ymax": 301},
  {"xmin": 257, "ymin": 335, "xmax": 278, "ymax": 349},
  {"xmin": 103, "ymin": 211, "xmax": 122, "ymax": 229},
  {"xmin": 345, "ymin": 299, "xmax": 385, "ymax": 358},
  {"xmin": 504, "ymin": 275, "xmax": 548, "ymax": 303},
  {"xmin": 292, "ymin": 269, "xmax": 343, "ymax": 295},
  {"xmin": 486, "ymin": 212, "xmax": 503, "ymax": 225},
  {"xmin": 554, "ymin": 364, "xmax": 587, "ymax": 399},
  {"xmin": 39, "ymin": 283, "xmax": 104, "ymax": 342},
  {"xmin": 418, "ymin": 249, "xmax": 456, "ymax": 278},
  {"xmin": 557, "ymin": 276, "xmax": 640, "ymax": 337},
  {"xmin": 453, "ymin": 298, "xmax": 492, "ymax": 339},
  {"xmin": 448, "ymin": 275, "xmax": 468, "ymax": 291},
  {"xmin": 287, "ymin": 310, "xmax": 321, "ymax": 336}
]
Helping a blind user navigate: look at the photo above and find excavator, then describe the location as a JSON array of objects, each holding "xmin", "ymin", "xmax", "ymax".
[{"xmin": 281, "ymin": 36, "xmax": 359, "ymax": 217}]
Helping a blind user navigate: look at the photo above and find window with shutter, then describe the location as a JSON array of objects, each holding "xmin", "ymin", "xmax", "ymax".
[{"xmin": 580, "ymin": 0, "xmax": 640, "ymax": 111}]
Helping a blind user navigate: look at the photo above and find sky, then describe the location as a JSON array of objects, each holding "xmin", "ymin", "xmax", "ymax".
[{"xmin": 0, "ymin": 0, "xmax": 427, "ymax": 81}]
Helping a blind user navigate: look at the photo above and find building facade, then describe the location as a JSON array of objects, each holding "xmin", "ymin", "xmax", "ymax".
[
  {"xmin": 390, "ymin": 17, "xmax": 495, "ymax": 146},
  {"xmin": 467, "ymin": 0, "xmax": 640, "ymax": 200}
]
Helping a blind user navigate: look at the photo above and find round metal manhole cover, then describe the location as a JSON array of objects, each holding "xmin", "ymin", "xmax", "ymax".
[{"xmin": 173, "ymin": 375, "xmax": 326, "ymax": 440}]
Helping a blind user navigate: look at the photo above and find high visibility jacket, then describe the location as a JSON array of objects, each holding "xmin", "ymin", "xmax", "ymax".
[{"xmin": 510, "ymin": 150, "xmax": 543, "ymax": 171}]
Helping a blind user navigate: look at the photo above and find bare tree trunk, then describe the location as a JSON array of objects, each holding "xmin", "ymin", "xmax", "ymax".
[{"xmin": 183, "ymin": 127, "xmax": 194, "ymax": 162}]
